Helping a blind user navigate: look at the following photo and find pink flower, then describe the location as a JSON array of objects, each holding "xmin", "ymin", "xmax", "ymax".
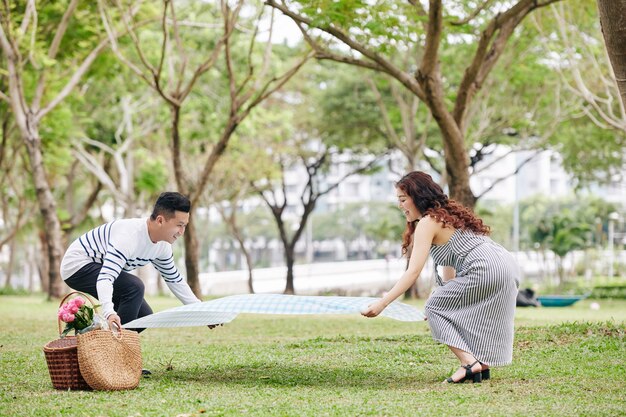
[
  {"xmin": 58, "ymin": 295, "xmax": 98, "ymax": 337},
  {"xmin": 62, "ymin": 312, "xmax": 75, "ymax": 323},
  {"xmin": 58, "ymin": 305, "xmax": 69, "ymax": 318}
]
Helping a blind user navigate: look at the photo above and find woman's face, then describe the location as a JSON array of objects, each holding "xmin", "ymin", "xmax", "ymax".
[{"xmin": 396, "ymin": 188, "xmax": 421, "ymax": 222}]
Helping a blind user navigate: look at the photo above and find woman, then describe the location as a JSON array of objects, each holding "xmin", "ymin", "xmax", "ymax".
[{"xmin": 361, "ymin": 171, "xmax": 519, "ymax": 383}]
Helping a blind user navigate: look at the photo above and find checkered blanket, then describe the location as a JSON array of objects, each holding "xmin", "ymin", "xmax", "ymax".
[{"xmin": 123, "ymin": 294, "xmax": 425, "ymax": 328}]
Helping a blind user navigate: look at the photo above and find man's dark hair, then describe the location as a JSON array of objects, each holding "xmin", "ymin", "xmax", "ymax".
[{"xmin": 150, "ymin": 192, "xmax": 191, "ymax": 220}]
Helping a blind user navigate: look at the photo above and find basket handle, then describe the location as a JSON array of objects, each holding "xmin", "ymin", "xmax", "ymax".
[{"xmin": 57, "ymin": 291, "xmax": 99, "ymax": 337}]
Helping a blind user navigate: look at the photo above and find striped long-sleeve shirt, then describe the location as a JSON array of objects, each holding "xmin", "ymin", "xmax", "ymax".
[{"xmin": 60, "ymin": 218, "xmax": 200, "ymax": 317}]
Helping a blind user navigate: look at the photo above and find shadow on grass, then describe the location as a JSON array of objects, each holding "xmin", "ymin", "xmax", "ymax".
[{"xmin": 153, "ymin": 362, "xmax": 441, "ymax": 389}]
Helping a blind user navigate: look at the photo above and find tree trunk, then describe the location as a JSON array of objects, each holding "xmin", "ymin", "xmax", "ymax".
[
  {"xmin": 246, "ymin": 253, "xmax": 255, "ymax": 294},
  {"xmin": 23, "ymin": 125, "xmax": 65, "ymax": 299},
  {"xmin": 183, "ymin": 215, "xmax": 201, "ymax": 298},
  {"xmin": 170, "ymin": 105, "xmax": 187, "ymax": 194},
  {"xmin": 168, "ymin": 104, "xmax": 202, "ymax": 297},
  {"xmin": 403, "ymin": 257, "xmax": 416, "ymax": 299},
  {"xmin": 3, "ymin": 236, "xmax": 16, "ymax": 289},
  {"xmin": 284, "ymin": 245, "xmax": 296, "ymax": 294},
  {"xmin": 417, "ymin": 64, "xmax": 476, "ymax": 208},
  {"xmin": 597, "ymin": 0, "xmax": 626, "ymax": 109},
  {"xmin": 231, "ymin": 226, "xmax": 255, "ymax": 293},
  {"xmin": 556, "ymin": 256, "xmax": 564, "ymax": 289},
  {"xmin": 38, "ymin": 230, "xmax": 50, "ymax": 296}
]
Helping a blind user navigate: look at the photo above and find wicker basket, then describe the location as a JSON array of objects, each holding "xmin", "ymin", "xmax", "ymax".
[{"xmin": 42, "ymin": 292, "xmax": 95, "ymax": 390}]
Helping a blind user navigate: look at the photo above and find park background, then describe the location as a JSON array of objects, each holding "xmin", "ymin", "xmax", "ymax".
[{"xmin": 1, "ymin": 1, "xmax": 625, "ymax": 416}]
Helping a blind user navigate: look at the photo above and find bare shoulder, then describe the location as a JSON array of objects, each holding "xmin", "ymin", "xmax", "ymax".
[
  {"xmin": 417, "ymin": 215, "xmax": 442, "ymax": 230},
  {"xmin": 420, "ymin": 215, "xmax": 455, "ymax": 246}
]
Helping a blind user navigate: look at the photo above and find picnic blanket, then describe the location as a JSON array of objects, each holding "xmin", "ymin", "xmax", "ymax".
[{"xmin": 123, "ymin": 294, "xmax": 425, "ymax": 329}]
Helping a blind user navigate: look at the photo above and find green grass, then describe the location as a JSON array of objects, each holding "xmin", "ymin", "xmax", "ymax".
[{"xmin": 1, "ymin": 295, "xmax": 625, "ymax": 417}]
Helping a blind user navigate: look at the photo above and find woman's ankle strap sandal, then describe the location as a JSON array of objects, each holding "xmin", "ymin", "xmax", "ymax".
[
  {"xmin": 479, "ymin": 362, "xmax": 490, "ymax": 380},
  {"xmin": 445, "ymin": 360, "xmax": 482, "ymax": 383}
]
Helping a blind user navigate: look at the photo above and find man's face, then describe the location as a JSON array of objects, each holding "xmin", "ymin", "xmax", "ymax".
[{"xmin": 156, "ymin": 211, "xmax": 190, "ymax": 244}]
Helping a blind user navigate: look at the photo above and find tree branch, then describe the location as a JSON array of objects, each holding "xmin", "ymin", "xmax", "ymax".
[
  {"xmin": 265, "ymin": 0, "xmax": 426, "ymax": 100},
  {"xmin": 98, "ymin": 1, "xmax": 162, "ymax": 98},
  {"xmin": 449, "ymin": 0, "xmax": 494, "ymax": 26},
  {"xmin": 0, "ymin": 15, "xmax": 32, "ymax": 130},
  {"xmin": 453, "ymin": 0, "xmax": 563, "ymax": 131},
  {"xmin": 241, "ymin": 51, "xmax": 313, "ymax": 116},
  {"xmin": 420, "ymin": 0, "xmax": 443, "ymax": 77},
  {"xmin": 476, "ymin": 150, "xmax": 541, "ymax": 199},
  {"xmin": 178, "ymin": 0, "xmax": 240, "ymax": 102},
  {"xmin": 33, "ymin": 0, "xmax": 80, "ymax": 110},
  {"xmin": 366, "ymin": 77, "xmax": 402, "ymax": 148},
  {"xmin": 72, "ymin": 141, "xmax": 119, "ymax": 196},
  {"xmin": 37, "ymin": 38, "xmax": 111, "ymax": 121}
]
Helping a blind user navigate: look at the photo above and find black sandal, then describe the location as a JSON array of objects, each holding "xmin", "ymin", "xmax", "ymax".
[
  {"xmin": 479, "ymin": 362, "xmax": 490, "ymax": 380},
  {"xmin": 445, "ymin": 360, "xmax": 482, "ymax": 383}
]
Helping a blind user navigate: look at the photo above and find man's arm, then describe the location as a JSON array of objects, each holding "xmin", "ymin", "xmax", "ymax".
[
  {"xmin": 96, "ymin": 241, "xmax": 130, "ymax": 329},
  {"xmin": 152, "ymin": 254, "xmax": 201, "ymax": 304}
]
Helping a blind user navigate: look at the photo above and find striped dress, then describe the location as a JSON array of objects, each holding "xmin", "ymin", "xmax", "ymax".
[{"xmin": 425, "ymin": 229, "xmax": 520, "ymax": 366}]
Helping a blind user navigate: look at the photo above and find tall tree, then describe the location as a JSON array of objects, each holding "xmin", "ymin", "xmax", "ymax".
[
  {"xmin": 249, "ymin": 70, "xmax": 385, "ymax": 293},
  {"xmin": 205, "ymin": 138, "xmax": 274, "ymax": 294},
  {"xmin": 100, "ymin": 0, "xmax": 312, "ymax": 296},
  {"xmin": 0, "ymin": 111, "xmax": 35, "ymax": 289},
  {"xmin": 254, "ymin": 144, "xmax": 382, "ymax": 294},
  {"xmin": 266, "ymin": 0, "xmax": 563, "ymax": 207},
  {"xmin": 0, "ymin": 0, "xmax": 116, "ymax": 297}
]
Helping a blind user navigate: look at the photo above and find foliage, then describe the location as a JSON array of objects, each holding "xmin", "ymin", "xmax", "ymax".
[
  {"xmin": 306, "ymin": 62, "xmax": 390, "ymax": 153},
  {"xmin": 475, "ymin": 202, "xmax": 514, "ymax": 249},
  {"xmin": 311, "ymin": 202, "xmax": 404, "ymax": 257},
  {"xmin": 521, "ymin": 196, "xmax": 619, "ymax": 285},
  {"xmin": 520, "ymin": 196, "xmax": 619, "ymax": 250},
  {"xmin": 592, "ymin": 284, "xmax": 626, "ymax": 299},
  {"xmin": 531, "ymin": 0, "xmax": 626, "ymax": 186},
  {"xmin": 135, "ymin": 157, "xmax": 169, "ymax": 196},
  {"xmin": 552, "ymin": 119, "xmax": 626, "ymax": 186}
]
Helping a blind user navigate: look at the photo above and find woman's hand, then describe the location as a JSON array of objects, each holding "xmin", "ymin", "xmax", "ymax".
[{"xmin": 360, "ymin": 300, "xmax": 387, "ymax": 318}]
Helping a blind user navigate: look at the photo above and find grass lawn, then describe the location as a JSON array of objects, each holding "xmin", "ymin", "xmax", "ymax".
[{"xmin": 0, "ymin": 295, "xmax": 624, "ymax": 417}]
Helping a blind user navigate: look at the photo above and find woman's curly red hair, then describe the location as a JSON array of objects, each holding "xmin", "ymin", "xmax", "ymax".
[{"xmin": 396, "ymin": 171, "xmax": 490, "ymax": 256}]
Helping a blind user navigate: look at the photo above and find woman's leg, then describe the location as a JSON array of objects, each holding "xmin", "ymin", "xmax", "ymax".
[{"xmin": 445, "ymin": 345, "xmax": 482, "ymax": 382}]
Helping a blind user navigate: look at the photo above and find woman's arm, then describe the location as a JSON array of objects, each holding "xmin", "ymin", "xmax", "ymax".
[{"xmin": 362, "ymin": 217, "xmax": 440, "ymax": 317}]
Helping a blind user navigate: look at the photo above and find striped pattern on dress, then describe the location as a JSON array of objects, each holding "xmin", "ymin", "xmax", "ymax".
[{"xmin": 426, "ymin": 229, "xmax": 520, "ymax": 366}]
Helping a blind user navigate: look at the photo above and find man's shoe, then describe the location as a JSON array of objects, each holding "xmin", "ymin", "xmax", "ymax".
[{"xmin": 141, "ymin": 369, "xmax": 152, "ymax": 376}]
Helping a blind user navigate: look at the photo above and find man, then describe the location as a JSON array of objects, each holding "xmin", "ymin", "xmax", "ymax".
[{"xmin": 61, "ymin": 192, "xmax": 201, "ymax": 331}]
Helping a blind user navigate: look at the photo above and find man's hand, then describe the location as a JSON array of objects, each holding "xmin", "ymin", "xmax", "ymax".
[
  {"xmin": 107, "ymin": 313, "xmax": 122, "ymax": 330},
  {"xmin": 207, "ymin": 323, "xmax": 224, "ymax": 330}
]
